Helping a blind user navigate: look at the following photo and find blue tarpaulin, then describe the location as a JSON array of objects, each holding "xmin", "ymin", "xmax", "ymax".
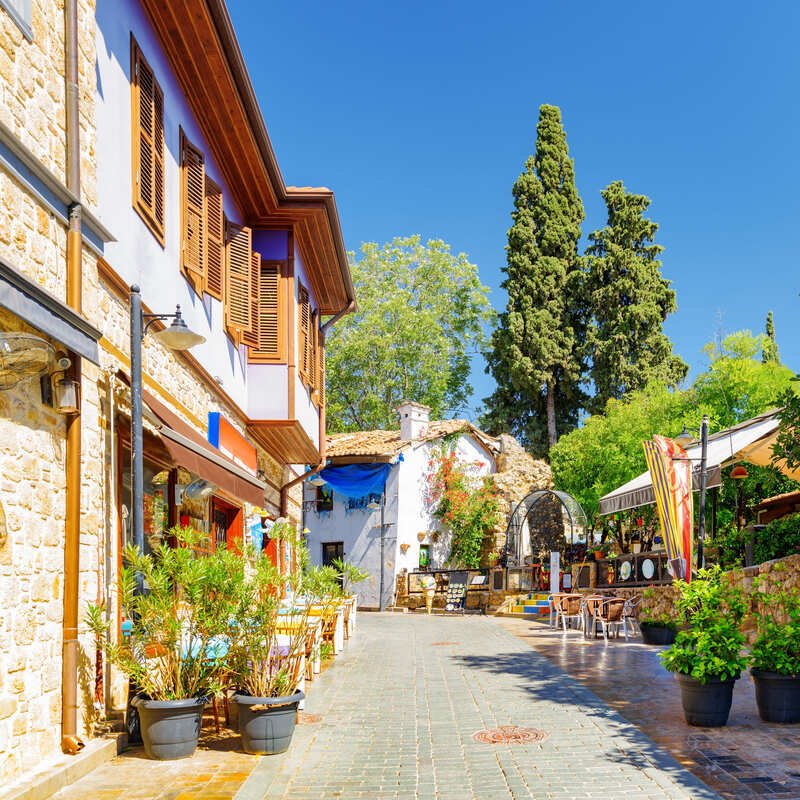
[{"xmin": 318, "ymin": 463, "xmax": 391, "ymax": 498}]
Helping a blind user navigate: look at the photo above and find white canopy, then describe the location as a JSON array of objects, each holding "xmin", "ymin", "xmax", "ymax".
[{"xmin": 598, "ymin": 410, "xmax": 787, "ymax": 515}]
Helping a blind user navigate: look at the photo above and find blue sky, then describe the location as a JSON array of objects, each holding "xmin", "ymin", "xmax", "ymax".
[{"xmin": 229, "ymin": 1, "xmax": 800, "ymax": 417}]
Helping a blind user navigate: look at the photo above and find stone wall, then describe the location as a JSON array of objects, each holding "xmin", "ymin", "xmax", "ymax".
[
  {"xmin": 0, "ymin": 2, "xmax": 299, "ymax": 783},
  {"xmin": 488, "ymin": 434, "xmax": 552, "ymax": 554},
  {"xmin": 0, "ymin": 0, "xmax": 98, "ymax": 209}
]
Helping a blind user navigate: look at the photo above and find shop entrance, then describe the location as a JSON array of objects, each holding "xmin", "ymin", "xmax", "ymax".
[{"xmin": 211, "ymin": 497, "xmax": 242, "ymax": 552}]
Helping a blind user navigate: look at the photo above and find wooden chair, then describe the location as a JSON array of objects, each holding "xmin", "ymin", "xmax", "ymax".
[
  {"xmin": 589, "ymin": 597, "xmax": 627, "ymax": 641},
  {"xmin": 622, "ymin": 596, "xmax": 641, "ymax": 639},
  {"xmin": 557, "ymin": 594, "xmax": 584, "ymax": 631}
]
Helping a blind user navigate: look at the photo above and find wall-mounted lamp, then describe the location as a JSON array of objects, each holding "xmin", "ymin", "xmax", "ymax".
[
  {"xmin": 49, "ymin": 355, "xmax": 79, "ymax": 415},
  {"xmin": 366, "ymin": 499, "xmax": 381, "ymax": 511},
  {"xmin": 308, "ymin": 475, "xmax": 326, "ymax": 487}
]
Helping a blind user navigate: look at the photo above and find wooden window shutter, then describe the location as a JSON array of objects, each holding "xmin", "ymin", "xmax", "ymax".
[
  {"xmin": 242, "ymin": 251, "xmax": 261, "ymax": 349},
  {"xmin": 297, "ymin": 284, "xmax": 311, "ymax": 383},
  {"xmin": 131, "ymin": 37, "xmax": 164, "ymax": 243},
  {"xmin": 248, "ymin": 261, "xmax": 284, "ymax": 362},
  {"xmin": 309, "ymin": 310, "xmax": 318, "ymax": 390},
  {"xmin": 224, "ymin": 221, "xmax": 253, "ymax": 341},
  {"xmin": 317, "ymin": 340, "xmax": 326, "ymax": 408},
  {"xmin": 179, "ymin": 131, "xmax": 205, "ymax": 296},
  {"xmin": 204, "ymin": 179, "xmax": 224, "ymax": 300}
]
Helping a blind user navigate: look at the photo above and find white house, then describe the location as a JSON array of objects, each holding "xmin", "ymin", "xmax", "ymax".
[{"xmin": 303, "ymin": 402, "xmax": 503, "ymax": 609}]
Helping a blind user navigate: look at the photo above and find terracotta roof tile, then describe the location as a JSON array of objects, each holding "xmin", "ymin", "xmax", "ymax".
[{"xmin": 326, "ymin": 420, "xmax": 499, "ymax": 459}]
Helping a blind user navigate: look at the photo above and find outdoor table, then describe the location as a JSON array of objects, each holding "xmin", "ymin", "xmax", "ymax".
[
  {"xmin": 308, "ymin": 604, "xmax": 345, "ymax": 654},
  {"xmin": 277, "ymin": 616, "xmax": 323, "ymax": 675}
]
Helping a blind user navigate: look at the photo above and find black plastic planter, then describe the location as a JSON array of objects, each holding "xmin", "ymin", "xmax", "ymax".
[
  {"xmin": 752, "ymin": 669, "xmax": 800, "ymax": 723},
  {"xmin": 234, "ymin": 691, "xmax": 305, "ymax": 755},
  {"xmin": 131, "ymin": 696, "xmax": 205, "ymax": 759},
  {"xmin": 640, "ymin": 623, "xmax": 677, "ymax": 646},
  {"xmin": 676, "ymin": 673, "xmax": 736, "ymax": 727}
]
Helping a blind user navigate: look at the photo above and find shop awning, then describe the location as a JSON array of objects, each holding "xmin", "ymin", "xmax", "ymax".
[
  {"xmin": 0, "ymin": 257, "xmax": 101, "ymax": 364},
  {"xmin": 142, "ymin": 389, "xmax": 267, "ymax": 507},
  {"xmin": 598, "ymin": 410, "xmax": 782, "ymax": 515}
]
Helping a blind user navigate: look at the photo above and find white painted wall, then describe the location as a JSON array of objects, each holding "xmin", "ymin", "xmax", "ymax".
[
  {"xmin": 305, "ymin": 433, "xmax": 495, "ymax": 607},
  {"xmin": 304, "ymin": 466, "xmax": 399, "ymax": 609}
]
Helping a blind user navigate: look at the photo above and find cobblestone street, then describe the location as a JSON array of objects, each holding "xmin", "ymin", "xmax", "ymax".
[
  {"xmin": 52, "ymin": 613, "xmax": 718, "ymax": 800},
  {"xmin": 237, "ymin": 613, "xmax": 715, "ymax": 799}
]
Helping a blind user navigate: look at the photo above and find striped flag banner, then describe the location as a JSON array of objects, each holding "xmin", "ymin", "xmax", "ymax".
[{"xmin": 642, "ymin": 436, "xmax": 693, "ymax": 581}]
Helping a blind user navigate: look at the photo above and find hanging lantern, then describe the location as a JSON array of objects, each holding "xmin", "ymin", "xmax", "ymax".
[{"xmin": 730, "ymin": 465, "xmax": 748, "ymax": 481}]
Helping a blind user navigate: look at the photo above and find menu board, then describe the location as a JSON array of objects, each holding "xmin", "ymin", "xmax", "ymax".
[{"xmin": 444, "ymin": 571, "xmax": 468, "ymax": 612}]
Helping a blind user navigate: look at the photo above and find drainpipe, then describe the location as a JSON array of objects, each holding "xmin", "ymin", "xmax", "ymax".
[
  {"xmin": 320, "ymin": 300, "xmax": 355, "ymax": 335},
  {"xmin": 61, "ymin": 0, "xmax": 85, "ymax": 755}
]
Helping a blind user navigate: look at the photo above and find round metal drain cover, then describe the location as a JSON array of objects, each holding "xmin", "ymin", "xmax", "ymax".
[
  {"xmin": 297, "ymin": 712, "xmax": 323, "ymax": 724},
  {"xmin": 431, "ymin": 641, "xmax": 460, "ymax": 646},
  {"xmin": 473, "ymin": 725, "xmax": 548, "ymax": 745}
]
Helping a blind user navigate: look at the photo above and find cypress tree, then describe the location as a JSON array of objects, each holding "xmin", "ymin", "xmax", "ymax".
[
  {"xmin": 483, "ymin": 105, "xmax": 586, "ymax": 457},
  {"xmin": 762, "ymin": 311, "xmax": 780, "ymax": 364},
  {"xmin": 585, "ymin": 181, "xmax": 687, "ymax": 414}
]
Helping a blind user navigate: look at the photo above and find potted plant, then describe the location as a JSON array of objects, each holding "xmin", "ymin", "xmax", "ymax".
[
  {"xmin": 750, "ymin": 583, "xmax": 800, "ymax": 723},
  {"xmin": 588, "ymin": 543, "xmax": 609, "ymax": 561},
  {"xmin": 229, "ymin": 527, "xmax": 311, "ymax": 755},
  {"xmin": 87, "ymin": 527, "xmax": 238, "ymax": 759},
  {"xmin": 639, "ymin": 613, "xmax": 679, "ymax": 645},
  {"xmin": 660, "ymin": 565, "xmax": 748, "ymax": 727}
]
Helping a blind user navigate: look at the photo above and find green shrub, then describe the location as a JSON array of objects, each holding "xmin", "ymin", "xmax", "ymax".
[
  {"xmin": 640, "ymin": 613, "xmax": 678, "ymax": 631},
  {"xmin": 753, "ymin": 513, "xmax": 800, "ymax": 564},
  {"xmin": 750, "ymin": 585, "xmax": 800, "ymax": 676}
]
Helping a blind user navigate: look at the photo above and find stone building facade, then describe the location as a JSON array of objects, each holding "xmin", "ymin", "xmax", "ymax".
[{"xmin": 0, "ymin": 0, "xmax": 354, "ymax": 787}]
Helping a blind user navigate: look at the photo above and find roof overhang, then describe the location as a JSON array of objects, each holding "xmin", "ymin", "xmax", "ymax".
[
  {"xmin": 247, "ymin": 420, "xmax": 321, "ymax": 466},
  {"xmin": 138, "ymin": 0, "xmax": 355, "ymax": 316},
  {"xmin": 0, "ymin": 256, "xmax": 102, "ymax": 364},
  {"xmin": 598, "ymin": 410, "xmax": 788, "ymax": 515}
]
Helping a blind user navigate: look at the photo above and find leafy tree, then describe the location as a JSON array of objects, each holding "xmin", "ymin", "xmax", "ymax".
[
  {"xmin": 325, "ymin": 236, "xmax": 493, "ymax": 432},
  {"xmin": 549, "ymin": 382, "xmax": 695, "ymax": 520},
  {"xmin": 762, "ymin": 310, "xmax": 780, "ymax": 364},
  {"xmin": 694, "ymin": 330, "xmax": 793, "ymax": 429},
  {"xmin": 586, "ymin": 181, "xmax": 688, "ymax": 413},
  {"xmin": 483, "ymin": 105, "xmax": 586, "ymax": 457},
  {"xmin": 550, "ymin": 330, "xmax": 796, "ymax": 520}
]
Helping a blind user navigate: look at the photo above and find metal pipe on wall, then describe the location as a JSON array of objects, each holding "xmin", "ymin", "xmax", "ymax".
[{"xmin": 61, "ymin": 0, "xmax": 84, "ymax": 755}]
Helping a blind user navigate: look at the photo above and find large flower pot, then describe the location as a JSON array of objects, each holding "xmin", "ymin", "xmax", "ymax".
[
  {"xmin": 234, "ymin": 691, "xmax": 305, "ymax": 755},
  {"xmin": 640, "ymin": 623, "xmax": 677, "ymax": 646},
  {"xmin": 752, "ymin": 669, "xmax": 800, "ymax": 723},
  {"xmin": 131, "ymin": 696, "xmax": 205, "ymax": 760},
  {"xmin": 676, "ymin": 673, "xmax": 736, "ymax": 727}
]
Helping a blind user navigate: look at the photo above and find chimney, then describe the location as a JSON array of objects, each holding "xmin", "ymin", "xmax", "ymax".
[{"xmin": 397, "ymin": 401, "xmax": 431, "ymax": 441}]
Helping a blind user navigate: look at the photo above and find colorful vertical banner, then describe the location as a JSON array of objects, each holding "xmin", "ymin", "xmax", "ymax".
[{"xmin": 642, "ymin": 435, "xmax": 693, "ymax": 581}]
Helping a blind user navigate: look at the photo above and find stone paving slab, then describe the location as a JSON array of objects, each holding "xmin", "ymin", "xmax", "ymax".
[
  {"xmin": 497, "ymin": 616, "xmax": 800, "ymax": 800},
  {"xmin": 236, "ymin": 614, "xmax": 718, "ymax": 800}
]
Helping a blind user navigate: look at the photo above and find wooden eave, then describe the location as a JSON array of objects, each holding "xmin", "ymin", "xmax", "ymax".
[
  {"xmin": 247, "ymin": 420, "xmax": 321, "ymax": 466},
  {"xmin": 139, "ymin": 0, "xmax": 355, "ymax": 316}
]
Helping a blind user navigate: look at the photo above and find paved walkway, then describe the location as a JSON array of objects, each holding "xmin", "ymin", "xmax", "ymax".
[
  {"xmin": 497, "ymin": 616, "xmax": 800, "ymax": 800},
  {"xmin": 236, "ymin": 613, "xmax": 716, "ymax": 799}
]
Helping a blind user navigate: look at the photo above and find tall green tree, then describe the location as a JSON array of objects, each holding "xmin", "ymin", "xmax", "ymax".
[
  {"xmin": 586, "ymin": 180, "xmax": 687, "ymax": 414},
  {"xmin": 550, "ymin": 330, "xmax": 795, "ymax": 519},
  {"xmin": 762, "ymin": 311, "xmax": 780, "ymax": 364},
  {"xmin": 483, "ymin": 105, "xmax": 586, "ymax": 457},
  {"xmin": 325, "ymin": 236, "xmax": 493, "ymax": 432}
]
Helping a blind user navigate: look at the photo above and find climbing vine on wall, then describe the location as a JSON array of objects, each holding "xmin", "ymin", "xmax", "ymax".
[{"xmin": 426, "ymin": 446, "xmax": 502, "ymax": 568}]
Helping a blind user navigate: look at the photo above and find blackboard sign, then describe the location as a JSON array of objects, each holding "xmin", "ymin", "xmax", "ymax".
[{"xmin": 444, "ymin": 570, "xmax": 468, "ymax": 612}]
